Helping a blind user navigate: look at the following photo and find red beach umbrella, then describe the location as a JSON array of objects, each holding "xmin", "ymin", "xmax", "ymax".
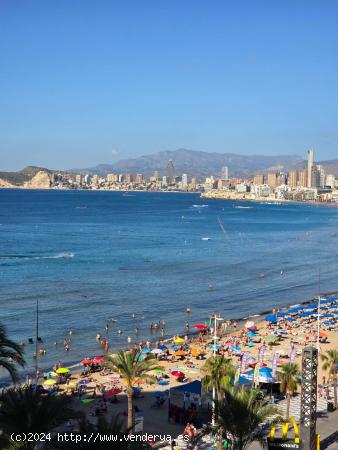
[
  {"xmin": 105, "ymin": 388, "xmax": 122, "ymax": 397},
  {"xmin": 193, "ymin": 324, "xmax": 208, "ymax": 330},
  {"xmin": 171, "ymin": 370, "xmax": 185, "ymax": 378},
  {"xmin": 93, "ymin": 356, "xmax": 104, "ymax": 363},
  {"xmin": 81, "ymin": 359, "xmax": 93, "ymax": 365}
]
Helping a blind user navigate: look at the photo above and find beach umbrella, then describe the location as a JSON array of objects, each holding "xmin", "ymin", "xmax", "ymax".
[
  {"xmin": 193, "ymin": 324, "xmax": 208, "ymax": 330},
  {"xmin": 285, "ymin": 317, "xmax": 295, "ymax": 322},
  {"xmin": 322, "ymin": 313, "xmax": 333, "ymax": 318},
  {"xmin": 93, "ymin": 356, "xmax": 104, "ymax": 363},
  {"xmin": 81, "ymin": 359, "xmax": 93, "ymax": 365},
  {"xmin": 45, "ymin": 371, "xmax": 57, "ymax": 378},
  {"xmin": 151, "ymin": 348, "xmax": 163, "ymax": 354},
  {"xmin": 78, "ymin": 379, "xmax": 91, "ymax": 385},
  {"xmin": 142, "ymin": 348, "xmax": 151, "ymax": 353},
  {"xmin": 171, "ymin": 345, "xmax": 179, "ymax": 351},
  {"xmin": 319, "ymin": 331, "xmax": 327, "ymax": 337},
  {"xmin": 304, "ymin": 303, "xmax": 318, "ymax": 309},
  {"xmin": 288, "ymin": 307, "xmax": 303, "ymax": 313},
  {"xmin": 158, "ymin": 345, "xmax": 167, "ymax": 351},
  {"xmin": 230, "ymin": 346, "xmax": 241, "ymax": 351},
  {"xmin": 209, "ymin": 344, "xmax": 220, "ymax": 351},
  {"xmin": 174, "ymin": 350, "xmax": 187, "ymax": 356},
  {"xmin": 249, "ymin": 342, "xmax": 255, "ymax": 348},
  {"xmin": 174, "ymin": 337, "xmax": 185, "ymax": 343},
  {"xmin": 153, "ymin": 368, "xmax": 165, "ymax": 373},
  {"xmin": 158, "ymin": 380, "xmax": 169, "ymax": 385},
  {"xmin": 105, "ymin": 388, "xmax": 122, "ymax": 397},
  {"xmin": 44, "ymin": 379, "xmax": 56, "ymax": 386},
  {"xmin": 56, "ymin": 367, "xmax": 70, "ymax": 374},
  {"xmin": 191, "ymin": 348, "xmax": 201, "ymax": 356},
  {"xmin": 276, "ymin": 311, "xmax": 288, "ymax": 317},
  {"xmin": 265, "ymin": 314, "xmax": 277, "ymax": 323},
  {"xmin": 246, "ymin": 332, "xmax": 256, "ymax": 337},
  {"xmin": 299, "ymin": 311, "xmax": 312, "ymax": 317},
  {"xmin": 171, "ymin": 370, "xmax": 185, "ymax": 378},
  {"xmin": 265, "ymin": 335, "xmax": 278, "ymax": 344},
  {"xmin": 245, "ymin": 321, "xmax": 255, "ymax": 328},
  {"xmin": 81, "ymin": 398, "xmax": 94, "ymax": 404},
  {"xmin": 323, "ymin": 321, "xmax": 335, "ymax": 325}
]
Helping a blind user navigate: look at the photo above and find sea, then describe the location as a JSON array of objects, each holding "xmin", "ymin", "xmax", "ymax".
[{"xmin": 1, "ymin": 189, "xmax": 338, "ymax": 380}]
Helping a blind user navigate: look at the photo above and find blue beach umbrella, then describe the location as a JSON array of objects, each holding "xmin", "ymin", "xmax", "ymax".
[
  {"xmin": 285, "ymin": 317, "xmax": 295, "ymax": 322},
  {"xmin": 246, "ymin": 332, "xmax": 256, "ymax": 337},
  {"xmin": 209, "ymin": 344, "xmax": 220, "ymax": 351},
  {"xmin": 276, "ymin": 311, "xmax": 288, "ymax": 317},
  {"xmin": 230, "ymin": 346, "xmax": 241, "ymax": 351},
  {"xmin": 322, "ymin": 313, "xmax": 333, "ymax": 318},
  {"xmin": 171, "ymin": 345, "xmax": 179, "ymax": 351},
  {"xmin": 142, "ymin": 348, "xmax": 151, "ymax": 353},
  {"xmin": 304, "ymin": 303, "xmax": 318, "ymax": 309},
  {"xmin": 265, "ymin": 314, "xmax": 277, "ymax": 322},
  {"xmin": 299, "ymin": 311, "xmax": 312, "ymax": 317},
  {"xmin": 323, "ymin": 321, "xmax": 335, "ymax": 325},
  {"xmin": 288, "ymin": 307, "xmax": 303, "ymax": 313},
  {"xmin": 158, "ymin": 345, "xmax": 167, "ymax": 351}
]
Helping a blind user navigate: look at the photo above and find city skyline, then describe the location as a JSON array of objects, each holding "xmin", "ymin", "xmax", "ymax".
[{"xmin": 1, "ymin": 0, "xmax": 338, "ymax": 170}]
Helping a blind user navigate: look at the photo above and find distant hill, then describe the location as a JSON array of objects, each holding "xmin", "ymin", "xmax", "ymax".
[
  {"xmin": 0, "ymin": 166, "xmax": 52, "ymax": 186},
  {"xmin": 72, "ymin": 148, "xmax": 306, "ymax": 179}
]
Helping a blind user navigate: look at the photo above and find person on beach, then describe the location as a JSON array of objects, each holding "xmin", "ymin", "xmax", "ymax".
[
  {"xmin": 149, "ymin": 323, "xmax": 153, "ymax": 333},
  {"xmin": 96, "ymin": 333, "xmax": 101, "ymax": 341}
]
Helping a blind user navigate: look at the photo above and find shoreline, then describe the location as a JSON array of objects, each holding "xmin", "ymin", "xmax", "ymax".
[{"xmin": 4, "ymin": 289, "xmax": 337, "ymax": 385}]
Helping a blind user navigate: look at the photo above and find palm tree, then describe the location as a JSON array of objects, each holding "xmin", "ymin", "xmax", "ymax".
[
  {"xmin": 0, "ymin": 323, "xmax": 25, "ymax": 383},
  {"xmin": 278, "ymin": 362, "xmax": 300, "ymax": 419},
  {"xmin": 105, "ymin": 349, "xmax": 159, "ymax": 431},
  {"xmin": 0, "ymin": 385, "xmax": 80, "ymax": 450},
  {"xmin": 202, "ymin": 356, "xmax": 236, "ymax": 398},
  {"xmin": 216, "ymin": 386, "xmax": 279, "ymax": 450},
  {"xmin": 321, "ymin": 349, "xmax": 338, "ymax": 409}
]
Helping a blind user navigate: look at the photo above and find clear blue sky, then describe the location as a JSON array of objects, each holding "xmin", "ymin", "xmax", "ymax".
[{"xmin": 1, "ymin": 0, "xmax": 338, "ymax": 170}]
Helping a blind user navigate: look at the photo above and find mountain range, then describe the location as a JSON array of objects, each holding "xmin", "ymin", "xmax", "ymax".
[
  {"xmin": 1, "ymin": 149, "xmax": 338, "ymax": 186},
  {"xmin": 71, "ymin": 148, "xmax": 338, "ymax": 179}
]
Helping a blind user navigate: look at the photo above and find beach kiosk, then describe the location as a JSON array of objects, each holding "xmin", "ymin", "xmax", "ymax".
[{"xmin": 168, "ymin": 381, "xmax": 208, "ymax": 426}]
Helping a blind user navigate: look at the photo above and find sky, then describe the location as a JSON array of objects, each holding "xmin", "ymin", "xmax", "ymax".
[{"xmin": 1, "ymin": 0, "xmax": 338, "ymax": 171}]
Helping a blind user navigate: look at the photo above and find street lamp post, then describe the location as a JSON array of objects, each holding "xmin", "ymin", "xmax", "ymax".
[{"xmin": 209, "ymin": 313, "xmax": 224, "ymax": 426}]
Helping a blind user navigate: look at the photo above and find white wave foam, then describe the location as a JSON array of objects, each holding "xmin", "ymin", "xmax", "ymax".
[
  {"xmin": 234, "ymin": 206, "xmax": 253, "ymax": 209},
  {"xmin": 0, "ymin": 252, "xmax": 74, "ymax": 261},
  {"xmin": 191, "ymin": 204, "xmax": 208, "ymax": 208}
]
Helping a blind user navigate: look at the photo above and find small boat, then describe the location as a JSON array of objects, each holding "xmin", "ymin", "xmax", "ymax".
[{"xmin": 201, "ymin": 237, "xmax": 211, "ymax": 241}]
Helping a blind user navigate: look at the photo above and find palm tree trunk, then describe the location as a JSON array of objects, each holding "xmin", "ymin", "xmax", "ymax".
[
  {"xmin": 127, "ymin": 388, "xmax": 134, "ymax": 433},
  {"xmin": 286, "ymin": 393, "xmax": 291, "ymax": 419}
]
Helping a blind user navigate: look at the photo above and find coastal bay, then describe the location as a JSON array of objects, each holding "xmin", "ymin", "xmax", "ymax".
[{"xmin": 0, "ymin": 189, "xmax": 338, "ymax": 378}]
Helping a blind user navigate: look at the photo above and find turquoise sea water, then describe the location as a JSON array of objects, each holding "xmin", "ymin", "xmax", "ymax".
[{"xmin": 0, "ymin": 189, "xmax": 338, "ymax": 378}]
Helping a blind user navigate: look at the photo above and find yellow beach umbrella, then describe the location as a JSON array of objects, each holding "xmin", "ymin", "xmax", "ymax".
[
  {"xmin": 56, "ymin": 367, "xmax": 70, "ymax": 374},
  {"xmin": 44, "ymin": 379, "xmax": 57, "ymax": 386},
  {"xmin": 174, "ymin": 337, "xmax": 185, "ymax": 343}
]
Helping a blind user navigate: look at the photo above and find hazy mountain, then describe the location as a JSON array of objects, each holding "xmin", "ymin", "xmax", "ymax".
[{"xmin": 72, "ymin": 148, "xmax": 306, "ymax": 179}]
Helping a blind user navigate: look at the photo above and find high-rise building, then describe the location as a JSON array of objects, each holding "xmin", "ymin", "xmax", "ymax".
[
  {"xmin": 326, "ymin": 174, "xmax": 335, "ymax": 189},
  {"xmin": 162, "ymin": 176, "xmax": 168, "ymax": 186},
  {"xmin": 135, "ymin": 174, "xmax": 143, "ymax": 184},
  {"xmin": 311, "ymin": 165, "xmax": 325, "ymax": 188},
  {"xmin": 288, "ymin": 170, "xmax": 298, "ymax": 188},
  {"xmin": 124, "ymin": 173, "xmax": 132, "ymax": 183},
  {"xmin": 182, "ymin": 173, "xmax": 188, "ymax": 186},
  {"xmin": 221, "ymin": 166, "xmax": 229, "ymax": 180},
  {"xmin": 307, "ymin": 148, "xmax": 314, "ymax": 188},
  {"xmin": 167, "ymin": 160, "xmax": 174, "ymax": 183},
  {"xmin": 299, "ymin": 169, "xmax": 307, "ymax": 187},
  {"xmin": 190, "ymin": 177, "xmax": 197, "ymax": 190},
  {"xmin": 254, "ymin": 174, "xmax": 264, "ymax": 185},
  {"xmin": 267, "ymin": 173, "xmax": 277, "ymax": 188},
  {"xmin": 153, "ymin": 170, "xmax": 159, "ymax": 180}
]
